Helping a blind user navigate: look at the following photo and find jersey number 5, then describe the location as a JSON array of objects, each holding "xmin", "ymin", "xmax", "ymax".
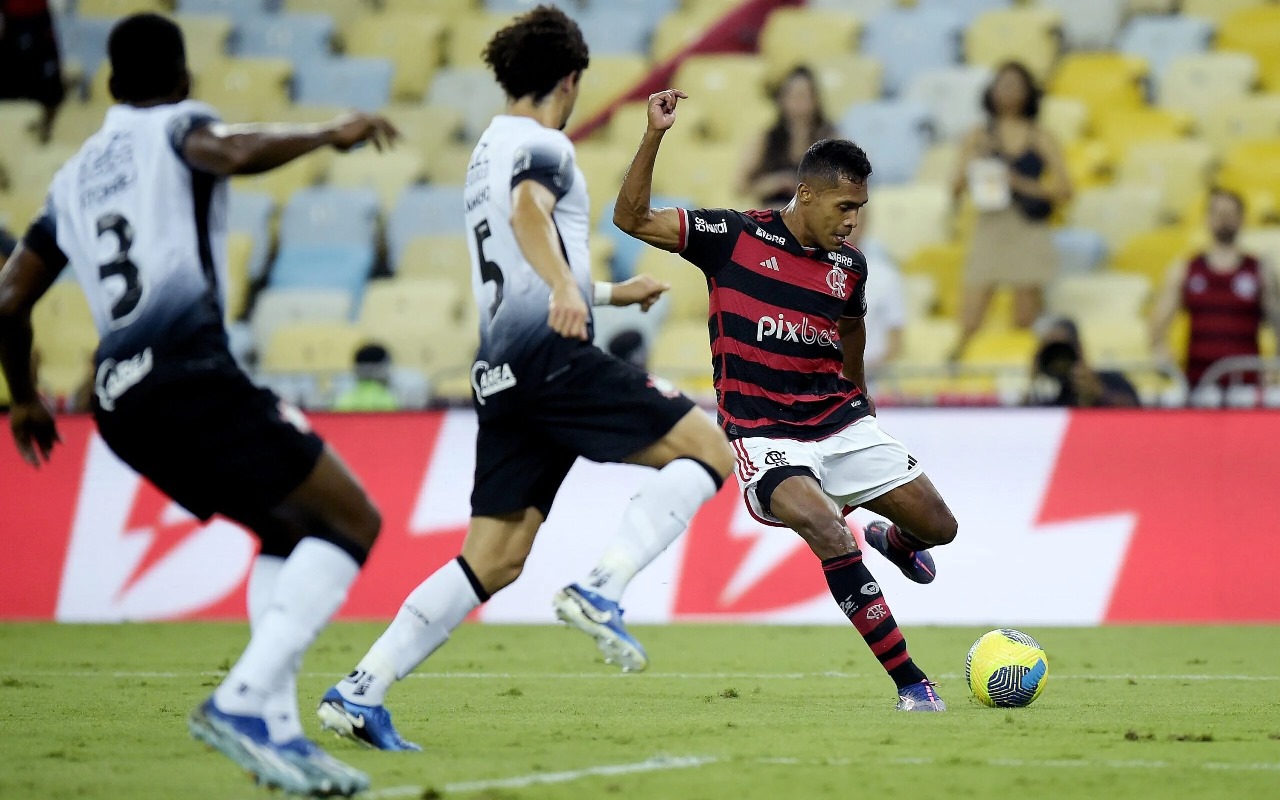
[
  {"xmin": 473, "ymin": 219, "xmax": 503, "ymax": 319},
  {"xmin": 96, "ymin": 213, "xmax": 143, "ymax": 325}
]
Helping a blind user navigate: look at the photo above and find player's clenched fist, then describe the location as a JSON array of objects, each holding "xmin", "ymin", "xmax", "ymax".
[
  {"xmin": 548, "ymin": 281, "xmax": 590, "ymax": 341},
  {"xmin": 646, "ymin": 89, "xmax": 688, "ymax": 132}
]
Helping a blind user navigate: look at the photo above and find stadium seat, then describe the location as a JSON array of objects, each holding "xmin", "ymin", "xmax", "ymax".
[
  {"xmin": 360, "ymin": 315, "xmax": 476, "ymax": 378},
  {"xmin": 899, "ymin": 318, "xmax": 961, "ymax": 368},
  {"xmin": 595, "ymin": 195, "xmax": 690, "ymax": 282},
  {"xmin": 285, "ymin": 0, "xmax": 367, "ymax": 29},
  {"xmin": 1216, "ymin": 140, "xmax": 1280, "ymax": 202},
  {"xmin": 230, "ymin": 154, "xmax": 325, "ymax": 207},
  {"xmin": 1240, "ymin": 227, "xmax": 1280, "ymax": 268},
  {"xmin": 672, "ymin": 55, "xmax": 771, "ymax": 142},
  {"xmin": 650, "ymin": 141, "xmax": 740, "ymax": 207},
  {"xmin": 809, "ymin": 55, "xmax": 884, "ymax": 118},
  {"xmin": 1217, "ymin": 5, "xmax": 1280, "ymax": 90},
  {"xmin": 901, "ymin": 274, "xmax": 937, "ymax": 320},
  {"xmin": 359, "ymin": 277, "xmax": 463, "ymax": 326},
  {"xmin": 650, "ymin": 320, "xmax": 714, "ymax": 396},
  {"xmin": 959, "ymin": 328, "xmax": 1038, "ymax": 369},
  {"xmin": 965, "ymin": 7, "xmax": 1062, "ymax": 83},
  {"xmin": 1050, "ymin": 53, "xmax": 1148, "ymax": 118},
  {"xmin": 0, "ymin": 101, "xmax": 43, "ymax": 151},
  {"xmin": 919, "ymin": 0, "xmax": 1013, "ymax": 26},
  {"xmin": 574, "ymin": 7, "xmax": 656, "ymax": 57},
  {"xmin": 388, "ymin": 185, "xmax": 467, "ymax": 263},
  {"xmin": 1079, "ymin": 317, "xmax": 1152, "ymax": 365},
  {"xmin": 226, "ymin": 190, "xmax": 275, "ymax": 278},
  {"xmin": 1091, "ymin": 106, "xmax": 1193, "ymax": 157},
  {"xmin": 1159, "ymin": 53, "xmax": 1259, "ymax": 127},
  {"xmin": 1116, "ymin": 15, "xmax": 1214, "ymax": 85},
  {"xmin": 178, "ymin": 0, "xmax": 268, "ymax": 23},
  {"xmin": 268, "ymin": 245, "xmax": 376, "ymax": 299},
  {"xmin": 31, "ymin": 282, "xmax": 98, "ymax": 397},
  {"xmin": 862, "ymin": 8, "xmax": 964, "ymax": 97},
  {"xmin": 251, "ymin": 287, "xmax": 354, "ymax": 348},
  {"xmin": 54, "ymin": 15, "xmax": 116, "ymax": 80},
  {"xmin": 1039, "ymin": 0, "xmax": 1124, "ymax": 51},
  {"xmin": 383, "ymin": 103, "xmax": 466, "ymax": 164},
  {"xmin": 224, "ymin": 231, "xmax": 253, "ymax": 321},
  {"xmin": 1048, "ymin": 273, "xmax": 1151, "ymax": 321},
  {"xmin": 1127, "ymin": 0, "xmax": 1177, "ymax": 13},
  {"xmin": 914, "ymin": 142, "xmax": 959, "ymax": 186},
  {"xmin": 605, "ymin": 100, "xmax": 654, "ymax": 144},
  {"xmin": 293, "ymin": 57, "xmax": 393, "ymax": 112},
  {"xmin": 428, "ymin": 68, "xmax": 507, "ymax": 140},
  {"xmin": 384, "ymin": 0, "xmax": 474, "ymax": 13},
  {"xmin": 758, "ymin": 8, "xmax": 862, "ymax": 83},
  {"xmin": 838, "ymin": 100, "xmax": 934, "ymax": 185},
  {"xmin": 326, "ymin": 149, "xmax": 426, "ymax": 211},
  {"xmin": 903, "ymin": 242, "xmax": 965, "ymax": 317},
  {"xmin": 232, "ymin": 13, "xmax": 335, "ymax": 63},
  {"xmin": 1068, "ymin": 185, "xmax": 1163, "ymax": 250},
  {"xmin": 262, "ymin": 321, "xmax": 365, "ymax": 374},
  {"xmin": 574, "ymin": 142, "xmax": 632, "ymax": 221},
  {"xmin": 1063, "ymin": 139, "xmax": 1113, "ymax": 191},
  {"xmin": 422, "ymin": 142, "xmax": 476, "ymax": 186},
  {"xmin": 172, "ymin": 14, "xmax": 234, "ymax": 72},
  {"xmin": 863, "ymin": 184, "xmax": 951, "ymax": 262},
  {"xmin": 1200, "ymin": 95, "xmax": 1280, "ymax": 152},
  {"xmin": 1038, "ymin": 95, "xmax": 1089, "ymax": 146},
  {"xmin": 1051, "ymin": 228, "xmax": 1109, "ymax": 275},
  {"xmin": 77, "ymin": 0, "xmax": 166, "ymax": 16},
  {"xmin": 574, "ymin": 56, "xmax": 649, "ymax": 127},
  {"xmin": 1109, "ymin": 227, "xmax": 1196, "ymax": 286},
  {"xmin": 344, "ymin": 15, "xmax": 446, "ymax": 102},
  {"xmin": 808, "ymin": 0, "xmax": 892, "ymax": 15},
  {"xmin": 196, "ymin": 58, "xmax": 293, "ymax": 121},
  {"xmin": 1181, "ymin": 0, "xmax": 1270, "ymax": 25},
  {"xmin": 904, "ymin": 65, "xmax": 993, "ymax": 142},
  {"xmin": 1117, "ymin": 139, "xmax": 1216, "ymax": 222},
  {"xmin": 396, "ymin": 234, "xmax": 471, "ymax": 291},
  {"xmin": 650, "ymin": 4, "xmax": 739, "ymax": 62},
  {"xmin": 632, "ymin": 248, "xmax": 708, "ymax": 323},
  {"xmin": 280, "ymin": 186, "xmax": 380, "ymax": 249},
  {"xmin": 445, "ymin": 13, "xmax": 515, "ymax": 68}
]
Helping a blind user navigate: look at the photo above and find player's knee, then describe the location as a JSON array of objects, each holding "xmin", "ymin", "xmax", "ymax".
[
  {"xmin": 472, "ymin": 553, "xmax": 528, "ymax": 594},
  {"xmin": 924, "ymin": 508, "xmax": 958, "ymax": 546},
  {"xmin": 794, "ymin": 513, "xmax": 854, "ymax": 560}
]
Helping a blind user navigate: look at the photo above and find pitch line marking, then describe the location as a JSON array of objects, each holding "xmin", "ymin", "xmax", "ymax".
[{"xmin": 35, "ymin": 670, "xmax": 1280, "ymax": 682}]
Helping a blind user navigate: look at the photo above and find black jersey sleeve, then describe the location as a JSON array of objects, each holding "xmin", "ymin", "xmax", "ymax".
[
  {"xmin": 840, "ymin": 247, "xmax": 869, "ymax": 319},
  {"xmin": 22, "ymin": 199, "xmax": 68, "ymax": 272},
  {"xmin": 167, "ymin": 109, "xmax": 220, "ymax": 168},
  {"xmin": 677, "ymin": 208, "xmax": 742, "ymax": 276},
  {"xmin": 511, "ymin": 141, "xmax": 575, "ymax": 200}
]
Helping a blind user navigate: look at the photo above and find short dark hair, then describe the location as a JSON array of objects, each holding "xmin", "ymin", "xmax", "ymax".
[
  {"xmin": 483, "ymin": 5, "xmax": 590, "ymax": 102},
  {"xmin": 108, "ymin": 14, "xmax": 188, "ymax": 103},
  {"xmin": 798, "ymin": 139, "xmax": 872, "ymax": 189},
  {"xmin": 1209, "ymin": 186, "xmax": 1246, "ymax": 215},
  {"xmin": 982, "ymin": 61, "xmax": 1041, "ymax": 120}
]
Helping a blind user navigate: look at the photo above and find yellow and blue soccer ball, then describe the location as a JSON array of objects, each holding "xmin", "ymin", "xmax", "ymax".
[{"xmin": 965, "ymin": 629, "xmax": 1049, "ymax": 708}]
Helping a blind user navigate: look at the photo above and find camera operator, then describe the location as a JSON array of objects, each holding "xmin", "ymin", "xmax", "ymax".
[{"xmin": 1027, "ymin": 318, "xmax": 1140, "ymax": 408}]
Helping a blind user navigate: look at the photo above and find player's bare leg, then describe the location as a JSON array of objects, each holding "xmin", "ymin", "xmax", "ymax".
[
  {"xmin": 861, "ymin": 472, "xmax": 957, "ymax": 584},
  {"xmin": 556, "ymin": 408, "xmax": 733, "ymax": 671},
  {"xmin": 768, "ymin": 474, "xmax": 944, "ymax": 711},
  {"xmin": 320, "ymin": 510, "xmax": 542, "ymax": 750}
]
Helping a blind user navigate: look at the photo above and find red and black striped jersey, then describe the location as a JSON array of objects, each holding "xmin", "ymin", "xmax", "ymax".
[
  {"xmin": 676, "ymin": 207, "xmax": 871, "ymax": 441},
  {"xmin": 1181, "ymin": 252, "xmax": 1264, "ymax": 386}
]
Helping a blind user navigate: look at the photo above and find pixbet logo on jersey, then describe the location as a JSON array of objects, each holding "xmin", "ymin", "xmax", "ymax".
[{"xmin": 756, "ymin": 314, "xmax": 839, "ymax": 348}]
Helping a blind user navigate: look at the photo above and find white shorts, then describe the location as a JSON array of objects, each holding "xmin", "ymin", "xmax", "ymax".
[{"xmin": 732, "ymin": 417, "xmax": 921, "ymax": 527}]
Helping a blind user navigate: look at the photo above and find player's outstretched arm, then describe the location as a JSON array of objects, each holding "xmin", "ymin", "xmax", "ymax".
[
  {"xmin": 0, "ymin": 245, "xmax": 63, "ymax": 466},
  {"xmin": 182, "ymin": 112, "xmax": 400, "ymax": 176},
  {"xmin": 613, "ymin": 89, "xmax": 688, "ymax": 252}
]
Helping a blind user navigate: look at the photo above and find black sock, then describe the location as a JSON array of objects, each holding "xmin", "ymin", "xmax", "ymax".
[
  {"xmin": 821, "ymin": 552, "xmax": 927, "ymax": 689},
  {"xmin": 887, "ymin": 523, "xmax": 931, "ymax": 553}
]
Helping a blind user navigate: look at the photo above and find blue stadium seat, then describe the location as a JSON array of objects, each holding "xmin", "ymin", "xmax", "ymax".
[
  {"xmin": 576, "ymin": 7, "xmax": 653, "ymax": 56},
  {"xmin": 227, "ymin": 190, "xmax": 276, "ymax": 279},
  {"xmin": 280, "ymin": 186, "xmax": 380, "ymax": 249},
  {"xmin": 597, "ymin": 195, "xmax": 689, "ymax": 281},
  {"xmin": 293, "ymin": 57, "xmax": 393, "ymax": 112},
  {"xmin": 916, "ymin": 0, "xmax": 1012, "ymax": 26},
  {"xmin": 388, "ymin": 185, "xmax": 466, "ymax": 264},
  {"xmin": 177, "ymin": 0, "xmax": 269, "ymax": 24},
  {"xmin": 267, "ymin": 244, "xmax": 375, "ymax": 299},
  {"xmin": 904, "ymin": 65, "xmax": 992, "ymax": 142},
  {"xmin": 55, "ymin": 15, "xmax": 116, "ymax": 79},
  {"xmin": 838, "ymin": 99, "xmax": 935, "ymax": 184},
  {"xmin": 428, "ymin": 68, "xmax": 506, "ymax": 140},
  {"xmin": 808, "ymin": 0, "xmax": 894, "ymax": 18},
  {"xmin": 862, "ymin": 8, "xmax": 964, "ymax": 96},
  {"xmin": 1040, "ymin": 0, "xmax": 1125, "ymax": 50},
  {"xmin": 1052, "ymin": 228, "xmax": 1109, "ymax": 275},
  {"xmin": 231, "ymin": 13, "xmax": 335, "ymax": 63},
  {"xmin": 1116, "ymin": 15, "xmax": 1214, "ymax": 84}
]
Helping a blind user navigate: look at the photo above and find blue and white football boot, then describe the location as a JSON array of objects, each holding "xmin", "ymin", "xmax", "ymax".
[
  {"xmin": 552, "ymin": 583, "xmax": 649, "ymax": 672},
  {"xmin": 188, "ymin": 698, "xmax": 313, "ymax": 794},
  {"xmin": 316, "ymin": 687, "xmax": 422, "ymax": 752},
  {"xmin": 863, "ymin": 520, "xmax": 937, "ymax": 584},
  {"xmin": 895, "ymin": 680, "xmax": 947, "ymax": 712},
  {"xmin": 277, "ymin": 737, "xmax": 370, "ymax": 796}
]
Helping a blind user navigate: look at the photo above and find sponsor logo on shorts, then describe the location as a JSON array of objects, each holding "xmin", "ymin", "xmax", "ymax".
[
  {"xmin": 94, "ymin": 347, "xmax": 153, "ymax": 412},
  {"xmin": 756, "ymin": 314, "xmax": 839, "ymax": 348},
  {"xmin": 694, "ymin": 216, "xmax": 728, "ymax": 234},
  {"xmin": 764, "ymin": 450, "xmax": 789, "ymax": 466},
  {"xmin": 471, "ymin": 361, "xmax": 517, "ymax": 405},
  {"xmin": 826, "ymin": 265, "xmax": 849, "ymax": 298}
]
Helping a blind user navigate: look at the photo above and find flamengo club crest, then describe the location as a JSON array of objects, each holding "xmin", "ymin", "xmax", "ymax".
[{"xmin": 826, "ymin": 265, "xmax": 848, "ymax": 297}]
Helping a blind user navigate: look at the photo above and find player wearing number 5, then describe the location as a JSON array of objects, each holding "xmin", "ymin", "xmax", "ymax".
[{"xmin": 0, "ymin": 14, "xmax": 399, "ymax": 796}]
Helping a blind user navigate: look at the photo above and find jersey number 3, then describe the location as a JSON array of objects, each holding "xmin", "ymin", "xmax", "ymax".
[
  {"xmin": 97, "ymin": 213, "xmax": 143, "ymax": 325},
  {"xmin": 473, "ymin": 219, "xmax": 504, "ymax": 319}
]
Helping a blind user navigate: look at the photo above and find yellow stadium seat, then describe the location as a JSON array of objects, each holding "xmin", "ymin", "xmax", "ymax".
[
  {"xmin": 385, "ymin": 103, "xmax": 466, "ymax": 163},
  {"xmin": 1068, "ymin": 184, "xmax": 1164, "ymax": 250},
  {"xmin": 0, "ymin": 100, "xmax": 42, "ymax": 152},
  {"xmin": 966, "ymin": 7, "xmax": 1063, "ymax": 83},
  {"xmin": 574, "ymin": 141, "xmax": 632, "ymax": 221},
  {"xmin": 1092, "ymin": 107, "xmax": 1192, "ymax": 157},
  {"xmin": 5, "ymin": 144, "xmax": 76, "ymax": 204},
  {"xmin": 899, "ymin": 318, "xmax": 960, "ymax": 368},
  {"xmin": 810, "ymin": 55, "xmax": 883, "ymax": 117},
  {"xmin": 1160, "ymin": 53, "xmax": 1258, "ymax": 127},
  {"xmin": 673, "ymin": 55, "xmax": 771, "ymax": 142},
  {"xmin": 903, "ymin": 242, "xmax": 965, "ymax": 318},
  {"xmin": 605, "ymin": 101, "xmax": 654, "ymax": 145},
  {"xmin": 263, "ymin": 322, "xmax": 365, "ymax": 373},
  {"xmin": 50, "ymin": 102, "xmax": 107, "ymax": 147},
  {"xmin": 901, "ymin": 274, "xmax": 936, "ymax": 319},
  {"xmin": 1218, "ymin": 5, "xmax": 1280, "ymax": 90},
  {"xmin": 1039, "ymin": 95, "xmax": 1089, "ymax": 147},
  {"xmin": 1079, "ymin": 317, "xmax": 1152, "ymax": 365},
  {"xmin": 345, "ymin": 15, "xmax": 445, "ymax": 102},
  {"xmin": 77, "ymin": 0, "xmax": 165, "ymax": 16},
  {"xmin": 651, "ymin": 141, "xmax": 740, "ymax": 206},
  {"xmin": 1240, "ymin": 226, "xmax": 1280, "ymax": 267},
  {"xmin": 445, "ymin": 13, "xmax": 513, "ymax": 68},
  {"xmin": 1127, "ymin": 0, "xmax": 1176, "ymax": 12},
  {"xmin": 286, "ymin": 0, "xmax": 370, "ymax": 29},
  {"xmin": 384, "ymin": 0, "xmax": 474, "ymax": 13},
  {"xmin": 396, "ymin": 234, "xmax": 471, "ymax": 291},
  {"xmin": 359, "ymin": 277, "xmax": 462, "ymax": 325},
  {"xmin": 759, "ymin": 8, "xmax": 862, "ymax": 83},
  {"xmin": 1061, "ymin": 139, "xmax": 1110, "ymax": 192},
  {"xmin": 1200, "ymin": 95, "xmax": 1280, "ymax": 153},
  {"xmin": 1117, "ymin": 139, "xmax": 1216, "ymax": 223},
  {"xmin": 1181, "ymin": 0, "xmax": 1269, "ymax": 25},
  {"xmin": 32, "ymin": 284, "xmax": 98, "ymax": 398},
  {"xmin": 1110, "ymin": 227, "xmax": 1197, "ymax": 286},
  {"xmin": 422, "ymin": 143, "xmax": 474, "ymax": 186},
  {"xmin": 960, "ymin": 328, "xmax": 1039, "ymax": 369},
  {"xmin": 326, "ymin": 149, "xmax": 426, "ymax": 211},
  {"xmin": 1217, "ymin": 140, "xmax": 1280, "ymax": 203},
  {"xmin": 0, "ymin": 370, "xmax": 9, "ymax": 406},
  {"xmin": 575, "ymin": 56, "xmax": 649, "ymax": 129},
  {"xmin": 32, "ymin": 282, "xmax": 94, "ymax": 337},
  {"xmin": 1051, "ymin": 54, "xmax": 1148, "ymax": 119},
  {"xmin": 868, "ymin": 184, "xmax": 952, "ymax": 262},
  {"xmin": 231, "ymin": 157, "xmax": 323, "ymax": 205},
  {"xmin": 1049, "ymin": 273, "xmax": 1152, "ymax": 321},
  {"xmin": 196, "ymin": 59, "xmax": 293, "ymax": 122},
  {"xmin": 634, "ymin": 248, "xmax": 709, "ymax": 323},
  {"xmin": 225, "ymin": 232, "xmax": 253, "ymax": 321},
  {"xmin": 915, "ymin": 142, "xmax": 959, "ymax": 186},
  {"xmin": 173, "ymin": 14, "xmax": 233, "ymax": 73},
  {"xmin": 362, "ymin": 316, "xmax": 475, "ymax": 376},
  {"xmin": 650, "ymin": 319, "xmax": 714, "ymax": 396}
]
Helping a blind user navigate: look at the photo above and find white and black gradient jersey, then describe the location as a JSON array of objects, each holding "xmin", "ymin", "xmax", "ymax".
[
  {"xmin": 23, "ymin": 100, "xmax": 230, "ymax": 376},
  {"xmin": 463, "ymin": 115, "xmax": 593, "ymax": 377}
]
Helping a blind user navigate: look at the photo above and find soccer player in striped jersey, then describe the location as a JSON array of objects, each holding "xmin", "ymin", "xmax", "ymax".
[{"xmin": 604, "ymin": 88, "xmax": 961, "ymax": 711}]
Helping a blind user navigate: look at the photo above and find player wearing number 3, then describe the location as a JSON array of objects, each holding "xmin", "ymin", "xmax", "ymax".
[{"xmin": 611, "ymin": 87, "xmax": 962, "ymax": 711}]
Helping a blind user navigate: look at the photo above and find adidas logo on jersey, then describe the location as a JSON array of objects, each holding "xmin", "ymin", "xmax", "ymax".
[
  {"xmin": 471, "ymin": 360, "xmax": 517, "ymax": 405},
  {"xmin": 694, "ymin": 217, "xmax": 728, "ymax": 234},
  {"xmin": 756, "ymin": 314, "xmax": 839, "ymax": 348},
  {"xmin": 759, "ymin": 256, "xmax": 780, "ymax": 271}
]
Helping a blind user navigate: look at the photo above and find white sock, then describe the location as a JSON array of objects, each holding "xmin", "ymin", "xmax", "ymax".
[
  {"xmin": 247, "ymin": 554, "xmax": 305, "ymax": 744},
  {"xmin": 214, "ymin": 538, "xmax": 360, "ymax": 718},
  {"xmin": 337, "ymin": 558, "xmax": 482, "ymax": 707},
  {"xmin": 583, "ymin": 458, "xmax": 719, "ymax": 603}
]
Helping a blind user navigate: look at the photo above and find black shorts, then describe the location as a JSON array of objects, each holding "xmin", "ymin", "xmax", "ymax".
[
  {"xmin": 471, "ymin": 344, "xmax": 696, "ymax": 518},
  {"xmin": 93, "ymin": 364, "xmax": 324, "ymax": 524}
]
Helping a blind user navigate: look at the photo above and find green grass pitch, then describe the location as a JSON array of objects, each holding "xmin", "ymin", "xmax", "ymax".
[{"xmin": 2, "ymin": 623, "xmax": 1279, "ymax": 799}]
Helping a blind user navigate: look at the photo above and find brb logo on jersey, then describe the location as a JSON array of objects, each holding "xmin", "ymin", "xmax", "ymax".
[
  {"xmin": 826, "ymin": 265, "xmax": 849, "ymax": 298},
  {"xmin": 756, "ymin": 314, "xmax": 839, "ymax": 348}
]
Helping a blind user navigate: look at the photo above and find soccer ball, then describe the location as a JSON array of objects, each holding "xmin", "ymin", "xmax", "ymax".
[{"xmin": 965, "ymin": 629, "xmax": 1049, "ymax": 708}]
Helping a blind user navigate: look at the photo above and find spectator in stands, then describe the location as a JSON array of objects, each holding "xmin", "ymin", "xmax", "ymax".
[
  {"xmin": 1149, "ymin": 188, "xmax": 1280, "ymax": 389},
  {"xmin": 334, "ymin": 343, "xmax": 400, "ymax": 412},
  {"xmin": 1027, "ymin": 318, "xmax": 1140, "ymax": 408},
  {"xmin": 850, "ymin": 212, "xmax": 906, "ymax": 384},
  {"xmin": 606, "ymin": 329, "xmax": 648, "ymax": 371},
  {"xmin": 737, "ymin": 65, "xmax": 836, "ymax": 209},
  {"xmin": 0, "ymin": 0, "xmax": 65, "ymax": 142},
  {"xmin": 951, "ymin": 62, "xmax": 1072, "ymax": 361}
]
